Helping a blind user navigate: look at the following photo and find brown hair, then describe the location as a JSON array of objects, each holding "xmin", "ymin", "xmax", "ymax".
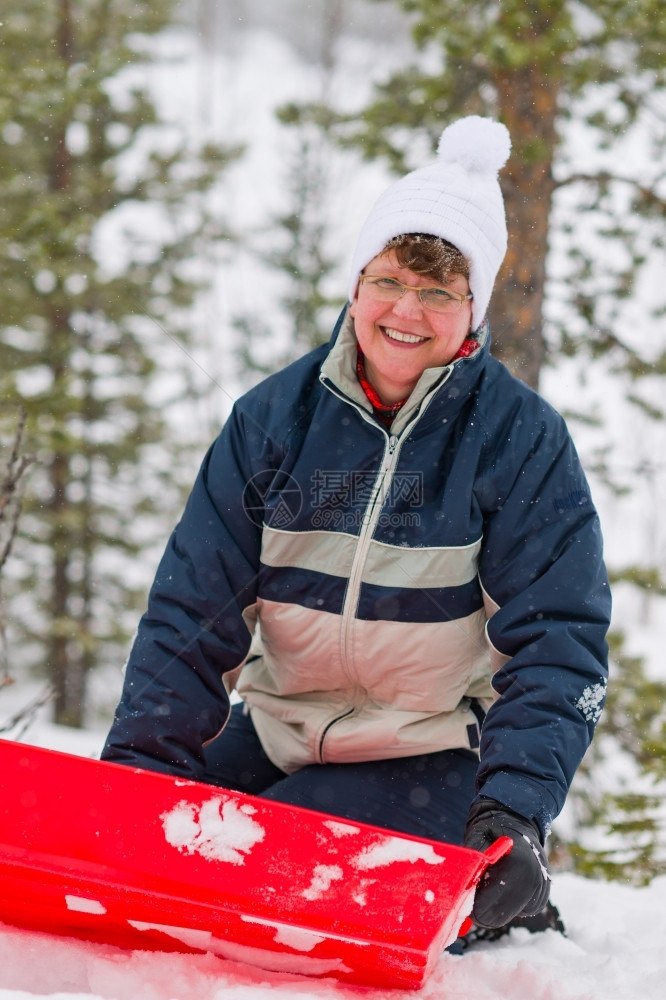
[{"xmin": 383, "ymin": 233, "xmax": 470, "ymax": 283}]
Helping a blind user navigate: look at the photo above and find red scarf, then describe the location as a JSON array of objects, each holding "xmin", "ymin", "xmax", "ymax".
[{"xmin": 356, "ymin": 338, "xmax": 479, "ymax": 427}]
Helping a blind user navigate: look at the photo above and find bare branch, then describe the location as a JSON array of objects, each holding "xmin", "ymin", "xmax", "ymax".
[
  {"xmin": 0, "ymin": 406, "xmax": 35, "ymax": 572},
  {"xmin": 0, "ymin": 685, "xmax": 57, "ymax": 740},
  {"xmin": 0, "ymin": 406, "xmax": 36, "ymax": 684}
]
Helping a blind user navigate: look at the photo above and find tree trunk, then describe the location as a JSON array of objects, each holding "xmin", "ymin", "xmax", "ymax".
[
  {"xmin": 490, "ymin": 61, "xmax": 560, "ymax": 390},
  {"xmin": 47, "ymin": 0, "xmax": 84, "ymax": 727},
  {"xmin": 47, "ymin": 437, "xmax": 79, "ymax": 726}
]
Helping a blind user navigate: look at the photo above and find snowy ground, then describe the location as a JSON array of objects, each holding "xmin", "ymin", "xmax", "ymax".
[
  {"xmin": 0, "ymin": 703, "xmax": 664, "ymax": 1000},
  {"xmin": 0, "ymin": 870, "xmax": 664, "ymax": 1000}
]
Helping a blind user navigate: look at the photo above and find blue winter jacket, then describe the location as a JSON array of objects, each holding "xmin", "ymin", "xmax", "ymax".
[{"xmin": 103, "ymin": 309, "xmax": 611, "ymax": 839}]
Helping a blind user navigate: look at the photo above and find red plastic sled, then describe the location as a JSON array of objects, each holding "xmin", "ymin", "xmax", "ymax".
[{"xmin": 0, "ymin": 737, "xmax": 510, "ymax": 989}]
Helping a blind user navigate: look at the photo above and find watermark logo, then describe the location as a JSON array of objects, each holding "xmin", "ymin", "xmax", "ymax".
[
  {"xmin": 242, "ymin": 469, "xmax": 423, "ymax": 530},
  {"xmin": 241, "ymin": 470, "xmax": 303, "ymax": 528},
  {"xmin": 311, "ymin": 471, "xmax": 423, "ymax": 509},
  {"xmin": 311, "ymin": 508, "xmax": 421, "ymax": 530}
]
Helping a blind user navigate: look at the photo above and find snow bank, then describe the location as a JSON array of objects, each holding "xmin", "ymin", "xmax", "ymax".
[{"xmin": 1, "ymin": 871, "xmax": 665, "ymax": 999}]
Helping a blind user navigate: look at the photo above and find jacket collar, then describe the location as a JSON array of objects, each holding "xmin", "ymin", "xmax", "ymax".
[{"xmin": 320, "ymin": 306, "xmax": 489, "ymax": 435}]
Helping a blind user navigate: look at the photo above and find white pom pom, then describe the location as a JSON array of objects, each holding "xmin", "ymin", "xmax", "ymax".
[{"xmin": 437, "ymin": 116, "xmax": 511, "ymax": 174}]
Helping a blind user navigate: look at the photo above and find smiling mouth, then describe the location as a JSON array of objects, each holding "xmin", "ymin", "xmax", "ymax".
[{"xmin": 382, "ymin": 327, "xmax": 429, "ymax": 345}]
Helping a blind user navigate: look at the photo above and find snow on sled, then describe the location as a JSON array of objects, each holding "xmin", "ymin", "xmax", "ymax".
[{"xmin": 0, "ymin": 737, "xmax": 510, "ymax": 990}]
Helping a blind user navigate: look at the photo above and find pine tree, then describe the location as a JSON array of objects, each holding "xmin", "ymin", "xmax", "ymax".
[
  {"xmin": 0, "ymin": 0, "xmax": 239, "ymax": 726},
  {"xmin": 233, "ymin": 122, "xmax": 344, "ymax": 383},
  {"xmin": 557, "ymin": 625, "xmax": 666, "ymax": 885},
  {"xmin": 233, "ymin": 0, "xmax": 348, "ymax": 386}
]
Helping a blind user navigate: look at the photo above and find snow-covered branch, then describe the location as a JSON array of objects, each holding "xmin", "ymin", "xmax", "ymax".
[{"xmin": 554, "ymin": 170, "xmax": 666, "ymax": 213}]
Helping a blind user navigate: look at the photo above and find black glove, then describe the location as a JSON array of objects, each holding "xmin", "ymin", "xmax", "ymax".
[{"xmin": 464, "ymin": 798, "xmax": 551, "ymax": 929}]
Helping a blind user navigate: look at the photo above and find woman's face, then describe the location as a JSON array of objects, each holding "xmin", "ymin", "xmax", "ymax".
[{"xmin": 349, "ymin": 250, "xmax": 473, "ymax": 405}]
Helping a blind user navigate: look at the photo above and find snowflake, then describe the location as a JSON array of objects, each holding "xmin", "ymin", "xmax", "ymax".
[{"xmin": 575, "ymin": 680, "xmax": 607, "ymax": 724}]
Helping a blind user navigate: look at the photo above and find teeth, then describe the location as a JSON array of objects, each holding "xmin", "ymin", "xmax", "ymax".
[{"xmin": 383, "ymin": 328, "xmax": 428, "ymax": 344}]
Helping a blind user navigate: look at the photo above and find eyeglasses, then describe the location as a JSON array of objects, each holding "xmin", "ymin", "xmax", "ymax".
[{"xmin": 358, "ymin": 274, "xmax": 473, "ymax": 313}]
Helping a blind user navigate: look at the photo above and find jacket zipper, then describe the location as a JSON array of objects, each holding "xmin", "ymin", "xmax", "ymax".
[
  {"xmin": 340, "ymin": 430, "xmax": 400, "ymax": 662},
  {"xmin": 316, "ymin": 432, "xmax": 401, "ymax": 762},
  {"xmin": 316, "ymin": 380, "xmax": 405, "ymax": 760},
  {"xmin": 316, "ymin": 375, "xmax": 444, "ymax": 762}
]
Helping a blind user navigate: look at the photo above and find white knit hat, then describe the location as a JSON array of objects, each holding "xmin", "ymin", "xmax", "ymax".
[{"xmin": 348, "ymin": 116, "xmax": 511, "ymax": 331}]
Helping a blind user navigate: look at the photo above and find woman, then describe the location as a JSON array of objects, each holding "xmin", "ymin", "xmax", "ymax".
[{"xmin": 103, "ymin": 117, "xmax": 611, "ymax": 932}]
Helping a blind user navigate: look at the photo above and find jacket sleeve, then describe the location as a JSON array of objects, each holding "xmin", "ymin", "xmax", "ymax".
[
  {"xmin": 474, "ymin": 398, "xmax": 611, "ymax": 839},
  {"xmin": 102, "ymin": 403, "xmax": 265, "ymax": 778}
]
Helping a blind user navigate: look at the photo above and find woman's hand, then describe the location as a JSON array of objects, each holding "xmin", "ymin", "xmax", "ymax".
[{"xmin": 464, "ymin": 798, "xmax": 551, "ymax": 928}]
